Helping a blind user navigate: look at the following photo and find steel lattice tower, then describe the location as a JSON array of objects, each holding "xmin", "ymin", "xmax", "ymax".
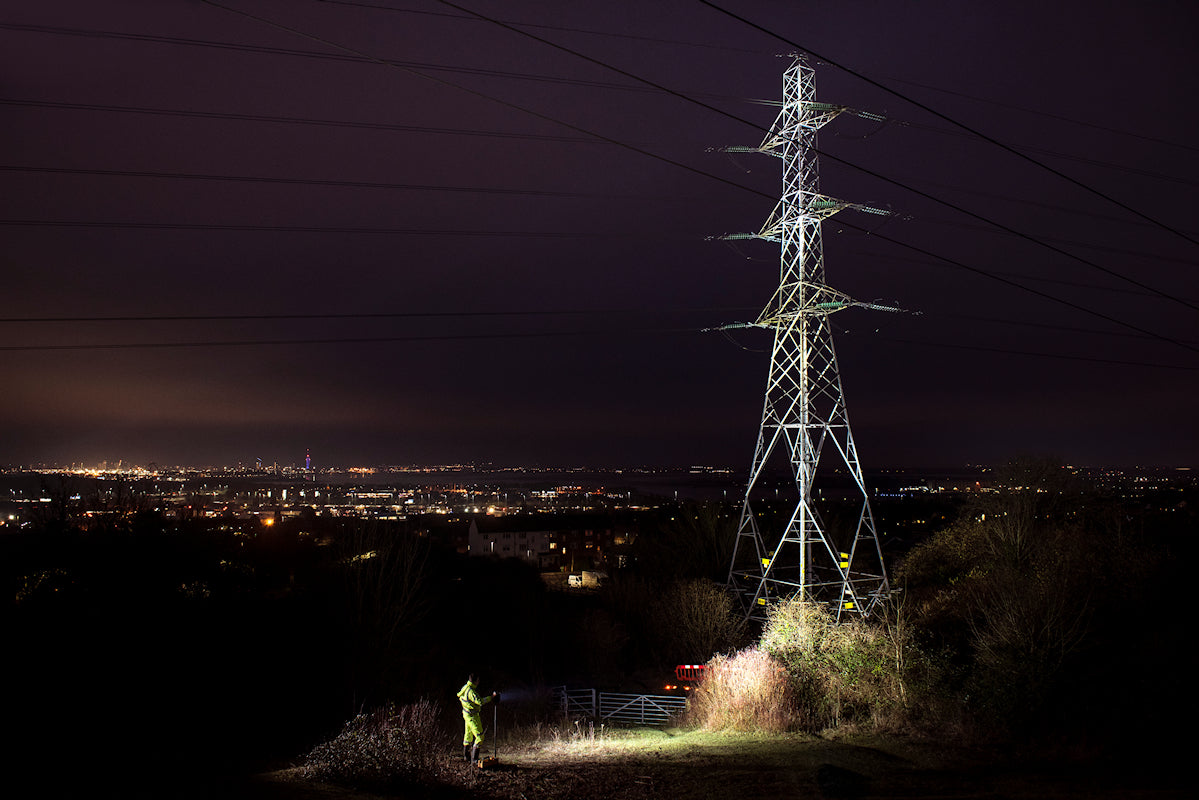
[{"xmin": 726, "ymin": 57, "xmax": 890, "ymax": 621}]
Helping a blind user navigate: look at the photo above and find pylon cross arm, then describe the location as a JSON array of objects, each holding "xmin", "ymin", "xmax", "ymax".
[{"xmin": 712, "ymin": 196, "xmax": 897, "ymax": 243}]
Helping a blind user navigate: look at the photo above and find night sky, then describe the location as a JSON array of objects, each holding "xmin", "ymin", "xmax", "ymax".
[{"xmin": 3, "ymin": 1, "xmax": 1196, "ymax": 469}]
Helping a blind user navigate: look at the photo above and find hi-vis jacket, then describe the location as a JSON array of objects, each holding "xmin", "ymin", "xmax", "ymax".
[{"xmin": 457, "ymin": 679, "xmax": 492, "ymax": 719}]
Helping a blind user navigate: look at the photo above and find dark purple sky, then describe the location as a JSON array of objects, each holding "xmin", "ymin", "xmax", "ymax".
[{"xmin": 2, "ymin": 1, "xmax": 1196, "ymax": 469}]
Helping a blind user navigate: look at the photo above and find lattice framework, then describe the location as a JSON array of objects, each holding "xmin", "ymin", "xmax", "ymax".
[{"xmin": 726, "ymin": 57, "xmax": 890, "ymax": 621}]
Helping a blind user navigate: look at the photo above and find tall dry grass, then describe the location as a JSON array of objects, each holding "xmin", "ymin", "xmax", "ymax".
[{"xmin": 684, "ymin": 647, "xmax": 796, "ymax": 732}]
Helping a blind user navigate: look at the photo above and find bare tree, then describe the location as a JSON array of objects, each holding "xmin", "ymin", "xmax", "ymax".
[{"xmin": 335, "ymin": 519, "xmax": 431, "ymax": 704}]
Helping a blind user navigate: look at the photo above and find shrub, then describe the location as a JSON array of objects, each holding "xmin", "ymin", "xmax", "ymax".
[
  {"xmin": 302, "ymin": 699, "xmax": 444, "ymax": 789},
  {"xmin": 761, "ymin": 598, "xmax": 909, "ymax": 731},
  {"xmin": 896, "ymin": 498, "xmax": 1098, "ymax": 735},
  {"xmin": 685, "ymin": 647, "xmax": 796, "ymax": 732}
]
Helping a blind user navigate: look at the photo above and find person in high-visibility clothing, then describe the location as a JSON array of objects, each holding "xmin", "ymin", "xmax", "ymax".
[{"xmin": 456, "ymin": 673, "xmax": 496, "ymax": 763}]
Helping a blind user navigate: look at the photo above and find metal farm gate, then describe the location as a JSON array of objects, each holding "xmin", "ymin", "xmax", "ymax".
[{"xmin": 552, "ymin": 687, "xmax": 687, "ymax": 726}]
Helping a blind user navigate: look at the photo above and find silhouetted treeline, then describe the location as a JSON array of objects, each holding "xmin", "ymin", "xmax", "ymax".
[
  {"xmin": 3, "ymin": 508, "xmax": 614, "ymax": 789},
  {"xmin": 894, "ymin": 459, "xmax": 1195, "ymax": 760},
  {"xmin": 5, "ymin": 465, "xmax": 1193, "ymax": 788}
]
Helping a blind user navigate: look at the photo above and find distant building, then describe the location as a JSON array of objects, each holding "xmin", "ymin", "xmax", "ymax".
[
  {"xmin": 467, "ymin": 519, "xmax": 553, "ymax": 565},
  {"xmin": 466, "ymin": 514, "xmax": 633, "ymax": 571}
]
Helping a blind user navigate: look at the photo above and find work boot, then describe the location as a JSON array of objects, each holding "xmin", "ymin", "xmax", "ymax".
[
  {"xmin": 462, "ymin": 744, "xmax": 470, "ymax": 762},
  {"xmin": 469, "ymin": 743, "xmax": 479, "ymax": 765}
]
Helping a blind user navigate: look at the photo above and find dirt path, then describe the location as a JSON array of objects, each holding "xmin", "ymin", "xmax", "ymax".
[{"xmin": 246, "ymin": 730, "xmax": 1187, "ymax": 799}]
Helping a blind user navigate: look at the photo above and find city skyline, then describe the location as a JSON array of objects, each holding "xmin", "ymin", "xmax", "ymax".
[{"xmin": 3, "ymin": 1, "xmax": 1196, "ymax": 470}]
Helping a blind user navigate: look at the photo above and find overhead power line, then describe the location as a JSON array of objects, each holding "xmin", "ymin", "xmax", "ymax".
[
  {"xmin": 323, "ymin": 0, "xmax": 1199, "ymax": 156},
  {"xmin": 318, "ymin": 0, "xmax": 1196, "ymax": 161},
  {"xmin": 833, "ymin": 228, "xmax": 1199, "ymax": 355},
  {"xmin": 859, "ymin": 251, "xmax": 1199, "ymax": 303},
  {"xmin": 913, "ymin": 216, "xmax": 1199, "ymax": 268},
  {"xmin": 887, "ymin": 176, "xmax": 1199, "ymax": 234},
  {"xmin": 7, "ymin": 127, "xmax": 1195, "ymax": 259},
  {"xmin": 10, "ymin": 299, "xmax": 1191, "ymax": 348},
  {"xmin": 3, "ymin": 322, "xmax": 1192, "ymax": 372},
  {"xmin": 6, "ymin": 32, "xmax": 1189, "ymax": 189},
  {"xmin": 0, "ymin": 21, "xmax": 748, "ymax": 102},
  {"xmin": 0, "ymin": 165, "xmax": 643, "ymax": 199},
  {"xmin": 6, "ymin": 1, "xmax": 1184, "ymax": 358},
  {"xmin": 0, "ymin": 97, "xmax": 599, "ymax": 143},
  {"xmin": 416, "ymin": 0, "xmax": 1199, "ymax": 350},
  {"xmin": 0, "ymin": 327, "xmax": 690, "ymax": 352},
  {"xmin": 0, "ymin": 306, "xmax": 752, "ymax": 324},
  {"xmin": 195, "ymin": 0, "xmax": 770, "ymax": 200},
  {"xmin": 917, "ymin": 311, "xmax": 1199, "ymax": 345},
  {"xmin": 424, "ymin": 0, "xmax": 1199, "ymax": 319},
  {"xmin": 696, "ymin": 0, "xmax": 1199, "ymax": 252},
  {"xmin": 885, "ymin": 76, "xmax": 1199, "ymax": 156},
  {"xmin": 847, "ymin": 114, "xmax": 1199, "ymax": 190},
  {"xmin": 833, "ymin": 329, "xmax": 1199, "ymax": 372},
  {"xmin": 9, "ymin": 22, "xmax": 1189, "ymax": 182},
  {"xmin": 9, "ymin": 0, "xmax": 1154, "ymax": 358},
  {"xmin": 314, "ymin": 0, "xmax": 766, "ymax": 55},
  {"xmin": 0, "ymin": 219, "xmax": 656, "ymax": 238},
  {"xmin": 813, "ymin": 149, "xmax": 1199, "ymax": 310}
]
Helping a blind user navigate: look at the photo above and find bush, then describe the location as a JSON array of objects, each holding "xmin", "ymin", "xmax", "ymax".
[
  {"xmin": 302, "ymin": 699, "xmax": 444, "ymax": 789},
  {"xmin": 685, "ymin": 647, "xmax": 796, "ymax": 732},
  {"xmin": 896, "ymin": 506, "xmax": 1098, "ymax": 734},
  {"xmin": 761, "ymin": 598, "xmax": 909, "ymax": 731}
]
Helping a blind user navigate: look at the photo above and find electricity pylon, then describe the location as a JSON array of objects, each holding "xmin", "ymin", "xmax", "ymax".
[{"xmin": 723, "ymin": 56, "xmax": 891, "ymax": 621}]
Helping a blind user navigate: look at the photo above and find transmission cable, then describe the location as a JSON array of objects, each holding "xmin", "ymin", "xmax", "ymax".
[
  {"xmin": 414, "ymin": 0, "xmax": 1199, "ymax": 353},
  {"xmin": 884, "ymin": 76, "xmax": 1199, "ymax": 156},
  {"xmin": 314, "ymin": 0, "xmax": 766, "ymax": 55},
  {"xmin": 0, "ymin": 97, "xmax": 597, "ymax": 143},
  {"xmin": 427, "ymin": 0, "xmax": 1199, "ymax": 317},
  {"xmin": 0, "ymin": 306, "xmax": 753, "ymax": 324},
  {"xmin": 194, "ymin": 1, "xmax": 770, "ymax": 201},
  {"xmin": 2, "ymin": 98, "xmax": 609, "ymax": 145},
  {"xmin": 321, "ymin": 1, "xmax": 1199, "ymax": 156},
  {"xmin": 11, "ymin": 23, "xmax": 1186, "ymax": 178},
  {"xmin": 0, "ymin": 219, "xmax": 666, "ymax": 238},
  {"xmin": 0, "ymin": 21, "xmax": 744, "ymax": 101},
  {"xmin": 831, "ymin": 329, "xmax": 1199, "ymax": 372},
  {"xmin": 910, "ymin": 216, "xmax": 1198, "ymax": 268},
  {"xmin": 7, "ymin": 2, "xmax": 1175, "ymax": 357},
  {"xmin": 19, "ymin": 0, "xmax": 1177, "ymax": 357},
  {"xmin": 7, "ymin": 32, "xmax": 1188, "ymax": 188},
  {"xmin": 884, "ymin": 175, "xmax": 1199, "ymax": 234},
  {"xmin": 11, "ymin": 5, "xmax": 1189, "ymax": 357},
  {"xmin": 858, "ymin": 251, "xmax": 1199, "ymax": 303},
  {"xmin": 3, "ymin": 322, "xmax": 1193, "ymax": 372},
  {"xmin": 844, "ymin": 113, "xmax": 1199, "ymax": 189},
  {"xmin": 0, "ymin": 327, "xmax": 691, "ymax": 352},
  {"xmin": 696, "ymin": 0, "xmax": 1199, "ymax": 251},
  {"xmin": 0, "ymin": 165, "xmax": 651, "ymax": 200},
  {"xmin": 923, "ymin": 311, "xmax": 1199, "ymax": 345}
]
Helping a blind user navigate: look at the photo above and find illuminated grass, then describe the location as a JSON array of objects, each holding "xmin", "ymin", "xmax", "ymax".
[
  {"xmin": 487, "ymin": 728, "xmax": 1001, "ymax": 800},
  {"xmin": 504, "ymin": 726, "xmax": 812, "ymax": 764}
]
